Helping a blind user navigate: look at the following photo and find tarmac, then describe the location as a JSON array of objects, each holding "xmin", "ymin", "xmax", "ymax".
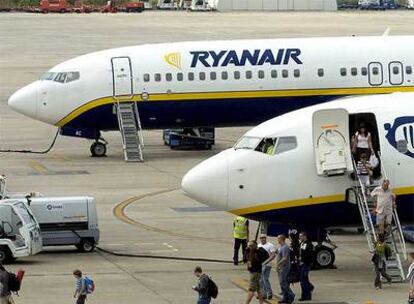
[{"xmin": 0, "ymin": 10, "xmax": 414, "ymax": 304}]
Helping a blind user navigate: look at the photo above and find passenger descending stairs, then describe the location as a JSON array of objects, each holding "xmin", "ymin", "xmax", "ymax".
[
  {"xmin": 351, "ymin": 156, "xmax": 407, "ymax": 282},
  {"xmin": 116, "ymin": 102, "xmax": 144, "ymax": 162}
]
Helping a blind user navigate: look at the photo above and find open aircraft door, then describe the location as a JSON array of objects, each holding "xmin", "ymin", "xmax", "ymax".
[
  {"xmin": 313, "ymin": 109, "xmax": 353, "ymax": 176},
  {"xmin": 111, "ymin": 57, "xmax": 133, "ymax": 99}
]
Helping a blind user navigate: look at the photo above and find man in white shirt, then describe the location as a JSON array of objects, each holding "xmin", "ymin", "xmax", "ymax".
[
  {"xmin": 258, "ymin": 234, "xmax": 276, "ymax": 300},
  {"xmin": 371, "ymin": 179, "xmax": 396, "ymax": 236}
]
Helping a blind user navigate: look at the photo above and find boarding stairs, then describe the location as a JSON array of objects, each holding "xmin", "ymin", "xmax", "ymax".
[
  {"xmin": 351, "ymin": 156, "xmax": 407, "ymax": 282},
  {"xmin": 116, "ymin": 102, "xmax": 144, "ymax": 162}
]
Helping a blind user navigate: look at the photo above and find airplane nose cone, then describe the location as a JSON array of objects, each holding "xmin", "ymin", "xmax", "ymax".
[
  {"xmin": 182, "ymin": 151, "xmax": 229, "ymax": 209},
  {"xmin": 8, "ymin": 82, "xmax": 38, "ymax": 119}
]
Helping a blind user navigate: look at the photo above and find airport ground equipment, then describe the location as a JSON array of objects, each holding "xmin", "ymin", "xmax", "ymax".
[
  {"xmin": 116, "ymin": 102, "xmax": 144, "ymax": 161},
  {"xmin": 0, "ymin": 199, "xmax": 42, "ymax": 263},
  {"xmin": 189, "ymin": 0, "xmax": 212, "ymax": 10},
  {"xmin": 163, "ymin": 128, "xmax": 214, "ymax": 149},
  {"xmin": 157, "ymin": 0, "xmax": 179, "ymax": 9},
  {"xmin": 349, "ymin": 155, "xmax": 407, "ymax": 282},
  {"xmin": 39, "ymin": 0, "xmax": 69, "ymax": 13},
  {"xmin": 28, "ymin": 196, "xmax": 99, "ymax": 252}
]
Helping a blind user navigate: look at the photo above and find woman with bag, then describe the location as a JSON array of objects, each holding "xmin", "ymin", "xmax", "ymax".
[{"xmin": 372, "ymin": 234, "xmax": 392, "ymax": 289}]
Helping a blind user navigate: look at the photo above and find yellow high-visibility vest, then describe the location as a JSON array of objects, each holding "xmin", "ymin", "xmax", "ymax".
[
  {"xmin": 266, "ymin": 145, "xmax": 274, "ymax": 155},
  {"xmin": 233, "ymin": 216, "xmax": 248, "ymax": 239}
]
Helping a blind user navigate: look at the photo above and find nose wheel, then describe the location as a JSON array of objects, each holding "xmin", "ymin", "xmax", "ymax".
[{"xmin": 90, "ymin": 141, "xmax": 107, "ymax": 157}]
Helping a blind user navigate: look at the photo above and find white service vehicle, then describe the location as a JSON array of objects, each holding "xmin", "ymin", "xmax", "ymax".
[
  {"xmin": 28, "ymin": 196, "xmax": 100, "ymax": 252},
  {"xmin": 0, "ymin": 199, "xmax": 42, "ymax": 263}
]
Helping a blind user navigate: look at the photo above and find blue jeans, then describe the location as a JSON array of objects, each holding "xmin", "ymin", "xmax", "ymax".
[
  {"xmin": 197, "ymin": 297, "xmax": 211, "ymax": 304},
  {"xmin": 299, "ymin": 264, "xmax": 313, "ymax": 299},
  {"xmin": 278, "ymin": 266, "xmax": 295, "ymax": 303},
  {"xmin": 260, "ymin": 265, "xmax": 273, "ymax": 297}
]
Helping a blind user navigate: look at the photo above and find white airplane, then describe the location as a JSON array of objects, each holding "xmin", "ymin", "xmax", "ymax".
[
  {"xmin": 182, "ymin": 93, "xmax": 414, "ymax": 268},
  {"xmin": 7, "ymin": 36, "xmax": 414, "ymax": 157}
]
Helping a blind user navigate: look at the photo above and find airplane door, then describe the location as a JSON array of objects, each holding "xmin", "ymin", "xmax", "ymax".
[
  {"xmin": 389, "ymin": 61, "xmax": 404, "ymax": 85},
  {"xmin": 111, "ymin": 57, "xmax": 133, "ymax": 98},
  {"xmin": 313, "ymin": 109, "xmax": 353, "ymax": 176},
  {"xmin": 368, "ymin": 62, "xmax": 383, "ymax": 86}
]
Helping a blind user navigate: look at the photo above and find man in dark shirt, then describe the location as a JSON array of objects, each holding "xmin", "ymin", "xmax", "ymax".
[
  {"xmin": 192, "ymin": 266, "xmax": 211, "ymax": 304},
  {"xmin": 0, "ymin": 264, "xmax": 10, "ymax": 304},
  {"xmin": 245, "ymin": 241, "xmax": 264, "ymax": 304},
  {"xmin": 299, "ymin": 232, "xmax": 315, "ymax": 301}
]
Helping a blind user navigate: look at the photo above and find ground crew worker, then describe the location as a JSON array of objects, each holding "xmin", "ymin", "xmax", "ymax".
[
  {"xmin": 233, "ymin": 216, "xmax": 249, "ymax": 265},
  {"xmin": 299, "ymin": 232, "xmax": 314, "ymax": 301}
]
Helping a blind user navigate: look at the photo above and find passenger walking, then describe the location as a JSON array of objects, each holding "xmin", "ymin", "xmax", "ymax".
[
  {"xmin": 299, "ymin": 232, "xmax": 314, "ymax": 301},
  {"xmin": 258, "ymin": 234, "xmax": 276, "ymax": 300},
  {"xmin": 73, "ymin": 269, "xmax": 87, "ymax": 304},
  {"xmin": 245, "ymin": 241, "xmax": 264, "ymax": 304},
  {"xmin": 276, "ymin": 235, "xmax": 295, "ymax": 304},
  {"xmin": 0, "ymin": 264, "xmax": 10, "ymax": 304},
  {"xmin": 372, "ymin": 234, "xmax": 392, "ymax": 289},
  {"xmin": 356, "ymin": 153, "xmax": 372, "ymax": 191},
  {"xmin": 233, "ymin": 216, "xmax": 249, "ymax": 265},
  {"xmin": 352, "ymin": 123, "xmax": 374, "ymax": 161},
  {"xmin": 371, "ymin": 179, "xmax": 396, "ymax": 236},
  {"xmin": 192, "ymin": 266, "xmax": 211, "ymax": 304},
  {"xmin": 407, "ymin": 252, "xmax": 414, "ymax": 304}
]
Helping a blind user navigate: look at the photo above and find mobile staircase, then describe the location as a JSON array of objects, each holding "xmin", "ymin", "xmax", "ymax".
[
  {"xmin": 116, "ymin": 102, "xmax": 144, "ymax": 162},
  {"xmin": 350, "ymin": 154, "xmax": 407, "ymax": 282}
]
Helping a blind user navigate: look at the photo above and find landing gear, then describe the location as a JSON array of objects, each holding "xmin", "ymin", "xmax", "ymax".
[
  {"xmin": 90, "ymin": 141, "xmax": 107, "ymax": 157},
  {"xmin": 314, "ymin": 245, "xmax": 335, "ymax": 269}
]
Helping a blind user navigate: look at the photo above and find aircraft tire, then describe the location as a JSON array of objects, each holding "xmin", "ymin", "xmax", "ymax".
[
  {"xmin": 90, "ymin": 142, "xmax": 107, "ymax": 157},
  {"xmin": 314, "ymin": 245, "xmax": 335, "ymax": 269}
]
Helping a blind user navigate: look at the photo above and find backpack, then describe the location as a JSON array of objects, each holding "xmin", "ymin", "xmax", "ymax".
[
  {"xmin": 8, "ymin": 272, "xmax": 21, "ymax": 293},
  {"xmin": 207, "ymin": 276, "xmax": 218, "ymax": 299},
  {"xmin": 84, "ymin": 277, "xmax": 95, "ymax": 294}
]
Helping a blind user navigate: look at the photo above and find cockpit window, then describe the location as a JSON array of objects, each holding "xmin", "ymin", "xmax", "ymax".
[
  {"xmin": 255, "ymin": 136, "xmax": 297, "ymax": 155},
  {"xmin": 65, "ymin": 72, "xmax": 80, "ymax": 83},
  {"xmin": 234, "ymin": 136, "xmax": 261, "ymax": 150},
  {"xmin": 274, "ymin": 136, "xmax": 297, "ymax": 154},
  {"xmin": 40, "ymin": 72, "xmax": 57, "ymax": 80},
  {"xmin": 54, "ymin": 73, "xmax": 67, "ymax": 83},
  {"xmin": 41, "ymin": 71, "xmax": 80, "ymax": 83}
]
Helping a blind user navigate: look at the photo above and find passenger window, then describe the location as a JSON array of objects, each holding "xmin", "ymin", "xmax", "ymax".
[
  {"xmin": 177, "ymin": 73, "xmax": 183, "ymax": 81},
  {"xmin": 317, "ymin": 68, "xmax": 324, "ymax": 77},
  {"xmin": 188, "ymin": 72, "xmax": 194, "ymax": 81},
  {"xmin": 258, "ymin": 70, "xmax": 265, "ymax": 79},
  {"xmin": 393, "ymin": 66, "xmax": 400, "ymax": 75},
  {"xmin": 271, "ymin": 70, "xmax": 277, "ymax": 78},
  {"xmin": 282, "ymin": 70, "xmax": 288, "ymax": 78},
  {"xmin": 294, "ymin": 69, "xmax": 300, "ymax": 78},
  {"xmin": 143, "ymin": 74, "xmax": 150, "ymax": 82},
  {"xmin": 234, "ymin": 71, "xmax": 240, "ymax": 80},
  {"xmin": 166, "ymin": 73, "xmax": 172, "ymax": 82},
  {"xmin": 372, "ymin": 67, "xmax": 379, "ymax": 75},
  {"xmin": 65, "ymin": 72, "xmax": 80, "ymax": 83},
  {"xmin": 351, "ymin": 68, "xmax": 357, "ymax": 76},
  {"xmin": 275, "ymin": 137, "xmax": 297, "ymax": 154},
  {"xmin": 155, "ymin": 73, "xmax": 161, "ymax": 82},
  {"xmin": 55, "ymin": 73, "xmax": 67, "ymax": 83},
  {"xmin": 210, "ymin": 72, "xmax": 217, "ymax": 80},
  {"xmin": 199, "ymin": 72, "xmax": 206, "ymax": 81},
  {"xmin": 361, "ymin": 67, "xmax": 368, "ymax": 76},
  {"xmin": 340, "ymin": 68, "xmax": 347, "ymax": 76},
  {"xmin": 246, "ymin": 70, "xmax": 252, "ymax": 79},
  {"xmin": 222, "ymin": 71, "xmax": 228, "ymax": 80},
  {"xmin": 406, "ymin": 66, "xmax": 412, "ymax": 75}
]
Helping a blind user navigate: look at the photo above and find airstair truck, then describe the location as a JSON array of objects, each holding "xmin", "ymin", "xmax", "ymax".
[
  {"xmin": 27, "ymin": 196, "xmax": 100, "ymax": 252},
  {"xmin": 0, "ymin": 199, "xmax": 42, "ymax": 264}
]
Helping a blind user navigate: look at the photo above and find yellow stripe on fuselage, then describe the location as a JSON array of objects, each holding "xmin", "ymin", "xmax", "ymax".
[
  {"xmin": 229, "ymin": 186, "xmax": 414, "ymax": 216},
  {"xmin": 56, "ymin": 86, "xmax": 414, "ymax": 127}
]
